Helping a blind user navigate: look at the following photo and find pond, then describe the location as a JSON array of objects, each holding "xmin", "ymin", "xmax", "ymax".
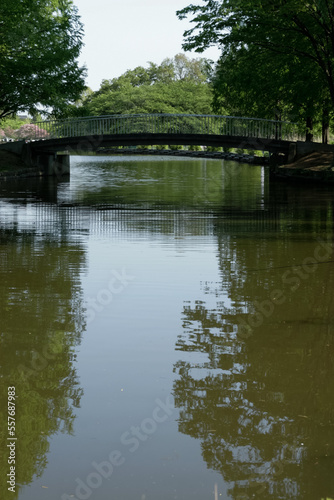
[{"xmin": 0, "ymin": 155, "xmax": 334, "ymax": 500}]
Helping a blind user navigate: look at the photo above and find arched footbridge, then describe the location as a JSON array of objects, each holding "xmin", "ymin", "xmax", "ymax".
[
  {"xmin": 1, "ymin": 113, "xmax": 309, "ymax": 176},
  {"xmin": 32, "ymin": 113, "xmax": 298, "ymax": 153}
]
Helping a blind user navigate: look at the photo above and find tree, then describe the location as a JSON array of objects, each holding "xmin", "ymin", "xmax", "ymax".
[
  {"xmin": 147, "ymin": 59, "xmax": 176, "ymax": 84},
  {"xmin": 212, "ymin": 41, "xmax": 331, "ymax": 139},
  {"xmin": 93, "ymin": 54, "xmax": 213, "ymax": 94},
  {"xmin": 173, "ymin": 53, "xmax": 213, "ymax": 82},
  {"xmin": 83, "ymin": 80, "xmax": 213, "ymax": 116},
  {"xmin": 0, "ymin": 0, "xmax": 86, "ymax": 120},
  {"xmin": 177, "ymin": 0, "xmax": 334, "ymax": 139},
  {"xmin": 73, "ymin": 54, "xmax": 215, "ymax": 117}
]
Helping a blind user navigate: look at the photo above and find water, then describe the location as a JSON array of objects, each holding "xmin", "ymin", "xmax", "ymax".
[{"xmin": 0, "ymin": 155, "xmax": 334, "ymax": 500}]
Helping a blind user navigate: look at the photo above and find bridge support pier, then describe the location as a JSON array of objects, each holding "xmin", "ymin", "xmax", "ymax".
[
  {"xmin": 0, "ymin": 141, "xmax": 70, "ymax": 177},
  {"xmin": 35, "ymin": 152, "xmax": 70, "ymax": 177}
]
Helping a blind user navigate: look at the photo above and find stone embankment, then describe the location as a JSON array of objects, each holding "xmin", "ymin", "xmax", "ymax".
[
  {"xmin": 0, "ymin": 149, "xmax": 43, "ymax": 179},
  {"xmin": 271, "ymin": 150, "xmax": 334, "ymax": 182}
]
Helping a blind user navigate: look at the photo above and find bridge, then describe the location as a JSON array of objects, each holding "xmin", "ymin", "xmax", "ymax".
[
  {"xmin": 1, "ymin": 113, "xmax": 305, "ymax": 176},
  {"xmin": 32, "ymin": 112, "xmax": 298, "ymax": 149}
]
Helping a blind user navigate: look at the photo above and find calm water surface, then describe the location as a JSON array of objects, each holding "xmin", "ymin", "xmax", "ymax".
[{"xmin": 0, "ymin": 155, "xmax": 334, "ymax": 500}]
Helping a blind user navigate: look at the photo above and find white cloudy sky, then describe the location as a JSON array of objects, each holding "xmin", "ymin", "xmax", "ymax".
[{"xmin": 74, "ymin": 0, "xmax": 221, "ymax": 90}]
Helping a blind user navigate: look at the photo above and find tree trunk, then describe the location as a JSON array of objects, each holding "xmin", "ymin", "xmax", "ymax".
[
  {"xmin": 274, "ymin": 112, "xmax": 282, "ymax": 140},
  {"xmin": 322, "ymin": 107, "xmax": 329, "ymax": 144},
  {"xmin": 306, "ymin": 116, "xmax": 313, "ymax": 142}
]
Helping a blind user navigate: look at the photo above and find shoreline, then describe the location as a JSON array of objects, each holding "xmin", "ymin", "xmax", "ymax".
[{"xmin": 270, "ymin": 150, "xmax": 334, "ymax": 183}]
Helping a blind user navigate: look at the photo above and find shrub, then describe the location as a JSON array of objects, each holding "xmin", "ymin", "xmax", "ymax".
[
  {"xmin": 16, "ymin": 124, "xmax": 49, "ymax": 140},
  {"xmin": 3, "ymin": 126, "xmax": 17, "ymax": 139}
]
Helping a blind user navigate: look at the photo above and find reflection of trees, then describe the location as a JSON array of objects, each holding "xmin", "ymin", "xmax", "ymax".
[
  {"xmin": 68, "ymin": 158, "xmax": 264, "ymax": 211},
  {"xmin": 174, "ymin": 207, "xmax": 334, "ymax": 499},
  {"xmin": 0, "ymin": 225, "xmax": 86, "ymax": 499}
]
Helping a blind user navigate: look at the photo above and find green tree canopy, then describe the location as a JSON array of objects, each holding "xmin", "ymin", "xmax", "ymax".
[
  {"xmin": 97, "ymin": 54, "xmax": 214, "ymax": 92},
  {"xmin": 177, "ymin": 0, "xmax": 334, "ymax": 139},
  {"xmin": 212, "ymin": 43, "xmax": 330, "ymax": 125},
  {"xmin": 0, "ymin": 0, "xmax": 86, "ymax": 120},
  {"xmin": 83, "ymin": 80, "xmax": 213, "ymax": 116},
  {"xmin": 71, "ymin": 54, "xmax": 215, "ymax": 117}
]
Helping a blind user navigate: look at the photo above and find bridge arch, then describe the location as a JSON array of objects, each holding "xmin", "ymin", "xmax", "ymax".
[{"xmin": 27, "ymin": 113, "xmax": 300, "ymax": 158}]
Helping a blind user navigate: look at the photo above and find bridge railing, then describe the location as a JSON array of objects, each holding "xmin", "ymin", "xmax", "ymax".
[{"xmin": 33, "ymin": 114, "xmax": 300, "ymax": 142}]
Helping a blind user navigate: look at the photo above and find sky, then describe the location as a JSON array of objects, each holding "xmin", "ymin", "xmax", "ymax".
[{"xmin": 74, "ymin": 0, "xmax": 221, "ymax": 91}]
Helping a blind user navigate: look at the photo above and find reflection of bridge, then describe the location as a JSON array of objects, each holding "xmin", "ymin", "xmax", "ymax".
[
  {"xmin": 0, "ymin": 198, "xmax": 288, "ymax": 241},
  {"xmin": 32, "ymin": 113, "xmax": 298, "ymax": 155}
]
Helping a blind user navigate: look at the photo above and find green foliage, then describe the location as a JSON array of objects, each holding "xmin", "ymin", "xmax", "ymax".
[
  {"xmin": 70, "ymin": 54, "xmax": 215, "ymax": 117},
  {"xmin": 95, "ymin": 54, "xmax": 213, "ymax": 93},
  {"xmin": 0, "ymin": 0, "xmax": 86, "ymax": 120},
  {"xmin": 212, "ymin": 40, "xmax": 330, "ymax": 133},
  {"xmin": 0, "ymin": 116, "xmax": 30, "ymax": 130},
  {"xmin": 88, "ymin": 81, "xmax": 212, "ymax": 115},
  {"xmin": 177, "ymin": 0, "xmax": 334, "ymax": 138}
]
